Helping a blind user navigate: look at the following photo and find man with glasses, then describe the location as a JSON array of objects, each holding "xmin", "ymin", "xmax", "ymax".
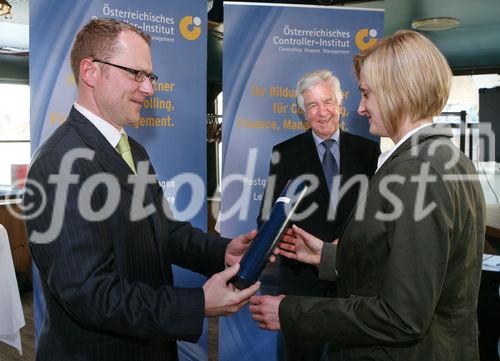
[
  {"xmin": 24, "ymin": 18, "xmax": 259, "ymax": 361},
  {"xmin": 91, "ymin": 59, "xmax": 159, "ymax": 85}
]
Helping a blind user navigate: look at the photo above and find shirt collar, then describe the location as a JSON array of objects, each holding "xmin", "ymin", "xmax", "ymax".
[
  {"xmin": 312, "ymin": 128, "xmax": 340, "ymax": 147},
  {"xmin": 376, "ymin": 122, "xmax": 433, "ymax": 172},
  {"xmin": 74, "ymin": 102, "xmax": 124, "ymax": 148}
]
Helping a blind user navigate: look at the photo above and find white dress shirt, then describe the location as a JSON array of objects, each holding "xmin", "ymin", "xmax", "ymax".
[
  {"xmin": 376, "ymin": 123, "xmax": 433, "ymax": 172},
  {"xmin": 74, "ymin": 102, "xmax": 125, "ymax": 147}
]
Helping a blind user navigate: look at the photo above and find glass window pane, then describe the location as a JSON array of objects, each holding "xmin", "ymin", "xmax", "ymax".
[
  {"xmin": 0, "ymin": 141, "xmax": 30, "ymax": 186},
  {"xmin": 0, "ymin": 84, "xmax": 30, "ymax": 140},
  {"xmin": 0, "ymin": 84, "xmax": 30, "ymax": 195}
]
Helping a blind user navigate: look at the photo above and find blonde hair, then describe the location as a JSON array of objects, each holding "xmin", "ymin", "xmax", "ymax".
[
  {"xmin": 70, "ymin": 18, "xmax": 151, "ymax": 84},
  {"xmin": 296, "ymin": 69, "xmax": 343, "ymax": 111},
  {"xmin": 353, "ymin": 30, "xmax": 451, "ymax": 134}
]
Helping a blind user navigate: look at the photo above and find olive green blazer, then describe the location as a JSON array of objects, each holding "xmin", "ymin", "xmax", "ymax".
[{"xmin": 280, "ymin": 124, "xmax": 486, "ymax": 361}]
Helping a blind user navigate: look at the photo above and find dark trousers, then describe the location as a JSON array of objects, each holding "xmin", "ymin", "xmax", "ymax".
[{"xmin": 277, "ymin": 261, "xmax": 336, "ymax": 361}]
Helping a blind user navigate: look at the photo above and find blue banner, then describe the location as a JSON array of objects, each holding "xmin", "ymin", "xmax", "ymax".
[
  {"xmin": 220, "ymin": 3, "xmax": 383, "ymax": 360},
  {"xmin": 29, "ymin": 1, "xmax": 208, "ymax": 359}
]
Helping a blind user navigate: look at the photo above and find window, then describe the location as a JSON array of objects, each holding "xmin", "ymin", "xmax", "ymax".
[
  {"xmin": 0, "ymin": 83, "xmax": 30, "ymax": 197},
  {"xmin": 215, "ymin": 91, "xmax": 223, "ymax": 193},
  {"xmin": 380, "ymin": 74, "xmax": 500, "ymax": 206},
  {"xmin": 207, "ymin": 91, "xmax": 223, "ymax": 199}
]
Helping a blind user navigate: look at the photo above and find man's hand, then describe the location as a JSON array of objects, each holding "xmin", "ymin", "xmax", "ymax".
[
  {"xmin": 276, "ymin": 225, "xmax": 325, "ymax": 266},
  {"xmin": 249, "ymin": 294, "xmax": 285, "ymax": 331},
  {"xmin": 203, "ymin": 263, "xmax": 260, "ymax": 317},
  {"xmin": 225, "ymin": 229, "xmax": 257, "ymax": 266}
]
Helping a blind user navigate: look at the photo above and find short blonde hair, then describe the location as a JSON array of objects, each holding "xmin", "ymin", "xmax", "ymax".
[
  {"xmin": 296, "ymin": 69, "xmax": 343, "ymax": 111},
  {"xmin": 353, "ymin": 30, "xmax": 451, "ymax": 134}
]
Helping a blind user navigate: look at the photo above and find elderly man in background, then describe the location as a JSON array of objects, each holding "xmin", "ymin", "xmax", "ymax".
[{"xmin": 257, "ymin": 69, "xmax": 379, "ymax": 360}]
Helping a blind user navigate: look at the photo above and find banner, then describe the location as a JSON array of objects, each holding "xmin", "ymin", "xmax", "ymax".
[
  {"xmin": 220, "ymin": 3, "xmax": 383, "ymax": 360},
  {"xmin": 29, "ymin": 1, "xmax": 208, "ymax": 359}
]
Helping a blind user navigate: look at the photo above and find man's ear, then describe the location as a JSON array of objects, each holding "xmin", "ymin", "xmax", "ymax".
[{"xmin": 79, "ymin": 58, "xmax": 98, "ymax": 87}]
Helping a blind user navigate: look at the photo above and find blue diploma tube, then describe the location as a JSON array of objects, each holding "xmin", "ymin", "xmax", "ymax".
[{"xmin": 230, "ymin": 179, "xmax": 309, "ymax": 289}]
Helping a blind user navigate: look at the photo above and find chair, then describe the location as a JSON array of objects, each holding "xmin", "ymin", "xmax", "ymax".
[{"xmin": 0, "ymin": 224, "xmax": 25, "ymax": 354}]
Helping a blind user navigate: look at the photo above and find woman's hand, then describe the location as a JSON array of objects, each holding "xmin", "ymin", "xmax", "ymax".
[{"xmin": 276, "ymin": 225, "xmax": 325, "ymax": 266}]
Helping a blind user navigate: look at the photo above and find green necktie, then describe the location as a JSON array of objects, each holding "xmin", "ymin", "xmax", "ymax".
[{"xmin": 116, "ymin": 133, "xmax": 136, "ymax": 174}]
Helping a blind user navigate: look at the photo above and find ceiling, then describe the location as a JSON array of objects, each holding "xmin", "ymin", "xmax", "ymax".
[
  {"xmin": 0, "ymin": 0, "xmax": 499, "ymax": 84},
  {"xmin": 352, "ymin": 0, "xmax": 500, "ymax": 72},
  {"xmin": 210, "ymin": 0, "xmax": 500, "ymax": 73}
]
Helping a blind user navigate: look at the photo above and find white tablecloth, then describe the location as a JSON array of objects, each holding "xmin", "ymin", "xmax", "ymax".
[{"xmin": 0, "ymin": 224, "xmax": 25, "ymax": 354}]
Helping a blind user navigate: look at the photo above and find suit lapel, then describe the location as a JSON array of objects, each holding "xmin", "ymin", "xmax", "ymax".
[
  {"xmin": 128, "ymin": 140, "xmax": 168, "ymax": 282},
  {"xmin": 299, "ymin": 130, "xmax": 357, "ymax": 197},
  {"xmin": 68, "ymin": 107, "xmax": 166, "ymax": 279},
  {"xmin": 68, "ymin": 107, "xmax": 135, "ymax": 195},
  {"xmin": 370, "ymin": 123, "xmax": 453, "ymax": 185},
  {"xmin": 128, "ymin": 138, "xmax": 165, "ymax": 244},
  {"xmin": 339, "ymin": 131, "xmax": 362, "ymax": 183},
  {"xmin": 340, "ymin": 123, "xmax": 454, "ymax": 238}
]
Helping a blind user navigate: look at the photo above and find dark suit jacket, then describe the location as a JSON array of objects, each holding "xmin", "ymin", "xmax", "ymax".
[
  {"xmin": 24, "ymin": 107, "xmax": 228, "ymax": 361},
  {"xmin": 258, "ymin": 129, "xmax": 379, "ymax": 296},
  {"xmin": 280, "ymin": 124, "xmax": 486, "ymax": 361}
]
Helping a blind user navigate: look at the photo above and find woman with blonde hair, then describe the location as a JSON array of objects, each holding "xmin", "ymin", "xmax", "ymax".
[{"xmin": 250, "ymin": 30, "xmax": 486, "ymax": 361}]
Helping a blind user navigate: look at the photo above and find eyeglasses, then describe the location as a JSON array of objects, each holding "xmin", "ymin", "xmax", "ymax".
[{"xmin": 92, "ymin": 59, "xmax": 158, "ymax": 85}]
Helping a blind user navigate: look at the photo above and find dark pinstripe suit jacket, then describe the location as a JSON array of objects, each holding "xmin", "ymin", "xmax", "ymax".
[{"xmin": 24, "ymin": 107, "xmax": 228, "ymax": 361}]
